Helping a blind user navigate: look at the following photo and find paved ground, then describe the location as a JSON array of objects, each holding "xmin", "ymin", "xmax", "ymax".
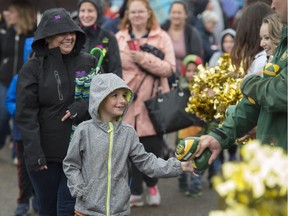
[{"xmin": 0, "ymin": 141, "xmax": 221, "ymax": 216}]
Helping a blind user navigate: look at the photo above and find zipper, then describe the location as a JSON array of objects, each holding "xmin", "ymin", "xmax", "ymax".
[
  {"xmin": 106, "ymin": 122, "xmax": 114, "ymax": 216},
  {"xmin": 12, "ymin": 35, "xmax": 19, "ymax": 76},
  {"xmin": 54, "ymin": 70, "xmax": 64, "ymax": 101}
]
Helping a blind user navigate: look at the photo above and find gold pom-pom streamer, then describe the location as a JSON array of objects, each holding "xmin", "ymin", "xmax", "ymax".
[
  {"xmin": 186, "ymin": 54, "xmax": 245, "ymax": 122},
  {"xmin": 210, "ymin": 141, "xmax": 288, "ymax": 216}
]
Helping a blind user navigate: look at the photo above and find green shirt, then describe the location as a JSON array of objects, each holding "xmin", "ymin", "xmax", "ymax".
[{"xmin": 209, "ymin": 26, "xmax": 287, "ymax": 151}]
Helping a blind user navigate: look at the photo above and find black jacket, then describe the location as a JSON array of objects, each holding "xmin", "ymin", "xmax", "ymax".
[
  {"xmin": 16, "ymin": 8, "xmax": 97, "ymax": 170},
  {"xmin": 195, "ymin": 19, "xmax": 218, "ymax": 64},
  {"xmin": 161, "ymin": 20, "xmax": 203, "ymax": 59},
  {"xmin": 81, "ymin": 25, "xmax": 122, "ymax": 77},
  {"xmin": 0, "ymin": 27, "xmax": 34, "ymax": 87}
]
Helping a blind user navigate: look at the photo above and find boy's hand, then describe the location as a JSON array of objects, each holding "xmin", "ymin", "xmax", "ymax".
[{"xmin": 181, "ymin": 161, "xmax": 198, "ymax": 176}]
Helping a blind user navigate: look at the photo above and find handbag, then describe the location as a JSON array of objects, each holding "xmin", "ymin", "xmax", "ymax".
[{"xmin": 144, "ymin": 81, "xmax": 202, "ymax": 134}]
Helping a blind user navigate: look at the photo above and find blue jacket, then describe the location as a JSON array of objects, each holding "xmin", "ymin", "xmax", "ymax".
[{"xmin": 5, "ymin": 75, "xmax": 21, "ymax": 140}]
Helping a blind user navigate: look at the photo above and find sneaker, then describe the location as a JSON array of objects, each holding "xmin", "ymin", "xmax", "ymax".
[
  {"xmin": 14, "ymin": 203, "xmax": 29, "ymax": 216},
  {"xmin": 185, "ymin": 190, "xmax": 202, "ymax": 198},
  {"xmin": 13, "ymin": 157, "xmax": 18, "ymax": 166},
  {"xmin": 130, "ymin": 194, "xmax": 144, "ymax": 207},
  {"xmin": 146, "ymin": 186, "xmax": 161, "ymax": 206}
]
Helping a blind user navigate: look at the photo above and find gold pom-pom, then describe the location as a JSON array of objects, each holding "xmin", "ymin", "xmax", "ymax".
[
  {"xmin": 186, "ymin": 54, "xmax": 245, "ymax": 122},
  {"xmin": 210, "ymin": 141, "xmax": 288, "ymax": 216}
]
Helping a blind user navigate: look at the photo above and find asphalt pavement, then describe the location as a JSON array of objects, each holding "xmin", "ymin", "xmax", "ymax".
[{"xmin": 0, "ymin": 141, "xmax": 221, "ymax": 216}]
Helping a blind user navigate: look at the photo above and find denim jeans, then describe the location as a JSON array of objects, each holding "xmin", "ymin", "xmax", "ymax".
[
  {"xmin": 0, "ymin": 82, "xmax": 11, "ymax": 149},
  {"xmin": 28, "ymin": 162, "xmax": 75, "ymax": 216},
  {"xmin": 178, "ymin": 171, "xmax": 203, "ymax": 194}
]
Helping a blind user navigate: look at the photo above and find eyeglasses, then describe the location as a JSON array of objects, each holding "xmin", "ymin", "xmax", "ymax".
[{"xmin": 129, "ymin": 10, "xmax": 148, "ymax": 15}]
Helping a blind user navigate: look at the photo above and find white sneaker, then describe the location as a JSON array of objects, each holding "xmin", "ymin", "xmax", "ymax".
[
  {"xmin": 130, "ymin": 194, "xmax": 144, "ymax": 207},
  {"xmin": 146, "ymin": 186, "xmax": 161, "ymax": 206},
  {"xmin": 13, "ymin": 158, "xmax": 18, "ymax": 166}
]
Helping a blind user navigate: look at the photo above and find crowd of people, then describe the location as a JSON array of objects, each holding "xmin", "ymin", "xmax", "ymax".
[{"xmin": 0, "ymin": 0, "xmax": 286, "ymax": 215}]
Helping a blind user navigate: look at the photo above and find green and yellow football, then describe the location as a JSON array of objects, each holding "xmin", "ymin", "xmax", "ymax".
[{"xmin": 175, "ymin": 137, "xmax": 200, "ymax": 161}]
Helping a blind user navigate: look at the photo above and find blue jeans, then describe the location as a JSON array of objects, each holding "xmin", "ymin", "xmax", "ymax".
[
  {"xmin": 178, "ymin": 171, "xmax": 202, "ymax": 194},
  {"xmin": 0, "ymin": 82, "xmax": 10, "ymax": 149},
  {"xmin": 28, "ymin": 162, "xmax": 75, "ymax": 216}
]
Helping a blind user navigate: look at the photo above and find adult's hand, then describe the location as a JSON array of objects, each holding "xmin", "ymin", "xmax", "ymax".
[
  {"xmin": 195, "ymin": 135, "xmax": 222, "ymax": 165},
  {"xmin": 34, "ymin": 165, "xmax": 48, "ymax": 171},
  {"xmin": 237, "ymin": 127, "xmax": 257, "ymax": 142},
  {"xmin": 130, "ymin": 50, "xmax": 144, "ymax": 62},
  {"xmin": 61, "ymin": 110, "xmax": 72, "ymax": 122}
]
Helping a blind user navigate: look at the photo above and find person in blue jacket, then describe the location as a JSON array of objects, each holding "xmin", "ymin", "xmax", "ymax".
[{"xmin": 6, "ymin": 74, "xmax": 37, "ymax": 216}]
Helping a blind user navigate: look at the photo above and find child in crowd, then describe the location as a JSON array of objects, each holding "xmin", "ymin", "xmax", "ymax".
[
  {"xmin": 209, "ymin": 28, "xmax": 236, "ymax": 67},
  {"xmin": 63, "ymin": 73, "xmax": 194, "ymax": 216},
  {"xmin": 177, "ymin": 54, "xmax": 205, "ymax": 197}
]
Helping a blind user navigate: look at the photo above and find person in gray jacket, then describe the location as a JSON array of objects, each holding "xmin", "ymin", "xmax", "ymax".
[{"xmin": 63, "ymin": 73, "xmax": 194, "ymax": 216}]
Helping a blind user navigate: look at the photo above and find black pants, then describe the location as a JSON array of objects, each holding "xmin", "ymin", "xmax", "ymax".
[
  {"xmin": 130, "ymin": 134, "xmax": 163, "ymax": 195},
  {"xmin": 16, "ymin": 140, "xmax": 34, "ymax": 204}
]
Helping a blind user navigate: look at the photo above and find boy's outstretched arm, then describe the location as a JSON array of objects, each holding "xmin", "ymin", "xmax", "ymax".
[{"xmin": 180, "ymin": 161, "xmax": 198, "ymax": 175}]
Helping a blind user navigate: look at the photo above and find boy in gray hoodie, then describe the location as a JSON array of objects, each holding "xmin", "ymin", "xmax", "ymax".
[{"xmin": 63, "ymin": 73, "xmax": 194, "ymax": 216}]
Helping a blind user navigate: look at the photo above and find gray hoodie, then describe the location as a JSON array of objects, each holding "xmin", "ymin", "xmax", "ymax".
[
  {"xmin": 63, "ymin": 73, "xmax": 183, "ymax": 216},
  {"xmin": 208, "ymin": 28, "xmax": 236, "ymax": 67}
]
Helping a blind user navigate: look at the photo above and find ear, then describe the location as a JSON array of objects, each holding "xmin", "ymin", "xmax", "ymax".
[{"xmin": 45, "ymin": 37, "xmax": 51, "ymax": 44}]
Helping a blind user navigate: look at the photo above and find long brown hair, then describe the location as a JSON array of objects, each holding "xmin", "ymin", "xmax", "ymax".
[
  {"xmin": 8, "ymin": 0, "xmax": 36, "ymax": 35},
  {"xmin": 119, "ymin": 0, "xmax": 159, "ymax": 31},
  {"xmin": 230, "ymin": 2, "xmax": 272, "ymax": 73}
]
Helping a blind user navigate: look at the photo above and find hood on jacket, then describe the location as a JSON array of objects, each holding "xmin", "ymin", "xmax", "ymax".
[
  {"xmin": 218, "ymin": 28, "xmax": 236, "ymax": 53},
  {"xmin": 32, "ymin": 8, "xmax": 86, "ymax": 56},
  {"xmin": 89, "ymin": 73, "xmax": 133, "ymax": 122},
  {"xmin": 77, "ymin": 0, "xmax": 104, "ymax": 25}
]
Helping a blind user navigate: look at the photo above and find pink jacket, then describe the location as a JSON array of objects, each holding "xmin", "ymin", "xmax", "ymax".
[{"xmin": 116, "ymin": 27, "xmax": 176, "ymax": 137}]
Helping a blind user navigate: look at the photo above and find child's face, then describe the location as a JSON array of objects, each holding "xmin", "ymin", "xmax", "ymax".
[
  {"xmin": 185, "ymin": 62, "xmax": 197, "ymax": 82},
  {"xmin": 99, "ymin": 88, "xmax": 128, "ymax": 122},
  {"xmin": 260, "ymin": 23, "xmax": 276, "ymax": 56},
  {"xmin": 222, "ymin": 34, "xmax": 234, "ymax": 54}
]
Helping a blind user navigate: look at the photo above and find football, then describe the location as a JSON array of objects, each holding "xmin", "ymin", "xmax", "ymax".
[{"xmin": 175, "ymin": 137, "xmax": 200, "ymax": 161}]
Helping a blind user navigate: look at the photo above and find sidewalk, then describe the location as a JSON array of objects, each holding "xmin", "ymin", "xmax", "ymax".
[{"xmin": 0, "ymin": 140, "xmax": 220, "ymax": 216}]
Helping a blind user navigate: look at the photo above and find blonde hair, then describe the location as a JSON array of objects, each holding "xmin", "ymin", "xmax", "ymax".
[
  {"xmin": 119, "ymin": 0, "xmax": 159, "ymax": 31},
  {"xmin": 262, "ymin": 13, "xmax": 283, "ymax": 47},
  {"xmin": 8, "ymin": 0, "xmax": 36, "ymax": 35},
  {"xmin": 202, "ymin": 10, "xmax": 219, "ymax": 23}
]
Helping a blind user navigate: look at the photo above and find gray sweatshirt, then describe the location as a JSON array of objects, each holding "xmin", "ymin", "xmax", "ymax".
[{"xmin": 63, "ymin": 73, "xmax": 183, "ymax": 216}]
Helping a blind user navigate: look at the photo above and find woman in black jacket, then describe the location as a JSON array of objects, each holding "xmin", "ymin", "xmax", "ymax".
[
  {"xmin": 16, "ymin": 8, "xmax": 97, "ymax": 215},
  {"xmin": 0, "ymin": 0, "xmax": 35, "ymax": 151},
  {"xmin": 78, "ymin": 0, "xmax": 122, "ymax": 77},
  {"xmin": 161, "ymin": 0, "xmax": 203, "ymax": 78}
]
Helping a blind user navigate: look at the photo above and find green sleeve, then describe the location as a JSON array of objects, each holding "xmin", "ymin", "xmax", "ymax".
[
  {"xmin": 241, "ymin": 68, "xmax": 287, "ymax": 113},
  {"xmin": 208, "ymin": 98, "xmax": 260, "ymax": 149}
]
